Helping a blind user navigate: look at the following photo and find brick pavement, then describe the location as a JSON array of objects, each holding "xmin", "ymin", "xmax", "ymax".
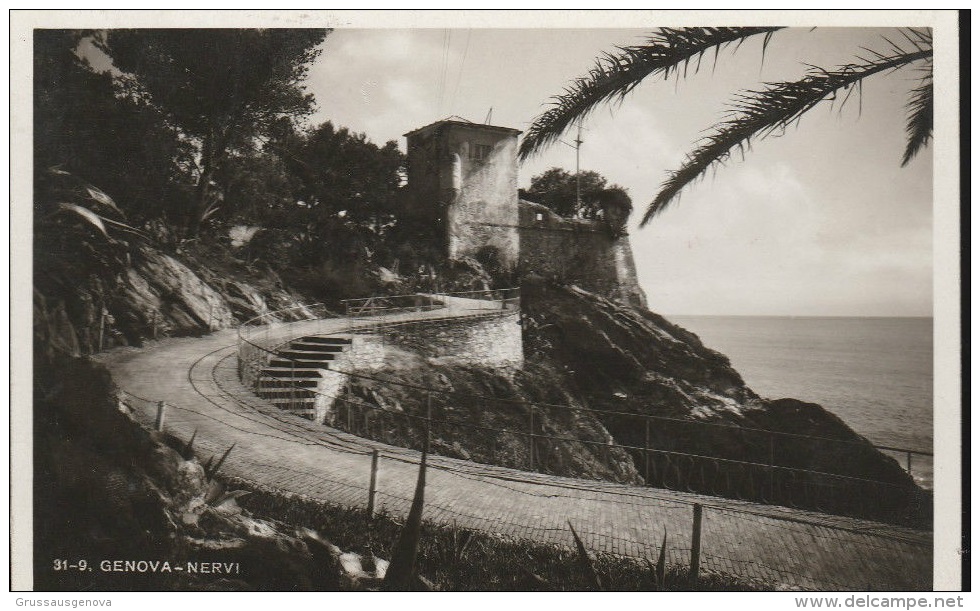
[{"xmin": 94, "ymin": 307, "xmax": 932, "ymax": 591}]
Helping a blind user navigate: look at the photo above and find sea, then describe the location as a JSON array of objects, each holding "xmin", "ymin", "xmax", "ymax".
[{"xmin": 667, "ymin": 316, "xmax": 934, "ymax": 490}]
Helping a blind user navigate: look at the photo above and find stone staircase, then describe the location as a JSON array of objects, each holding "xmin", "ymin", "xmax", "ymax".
[{"xmin": 256, "ymin": 336, "xmax": 352, "ymax": 419}]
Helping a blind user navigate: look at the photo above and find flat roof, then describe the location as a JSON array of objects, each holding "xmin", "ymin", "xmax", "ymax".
[{"xmin": 404, "ymin": 119, "xmax": 523, "ymax": 138}]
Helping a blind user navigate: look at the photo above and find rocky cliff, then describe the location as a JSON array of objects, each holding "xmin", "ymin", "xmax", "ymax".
[
  {"xmin": 33, "ymin": 241, "xmax": 316, "ymax": 366},
  {"xmin": 520, "ymin": 279, "xmax": 928, "ymax": 525},
  {"xmin": 327, "ymin": 278, "xmax": 926, "ymax": 525}
]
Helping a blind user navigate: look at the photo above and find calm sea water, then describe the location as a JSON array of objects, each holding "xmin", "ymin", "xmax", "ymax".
[{"xmin": 668, "ymin": 316, "xmax": 933, "ymax": 489}]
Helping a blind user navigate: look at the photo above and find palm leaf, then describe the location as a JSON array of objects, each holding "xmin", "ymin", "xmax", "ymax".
[
  {"xmin": 101, "ymin": 216, "xmax": 152, "ymax": 242},
  {"xmin": 568, "ymin": 521, "xmax": 604, "ymax": 591},
  {"xmin": 84, "ymin": 185, "xmax": 125, "ymax": 218},
  {"xmin": 519, "ymin": 27, "xmax": 784, "ymax": 161},
  {"xmin": 181, "ymin": 429, "xmax": 197, "ymax": 460},
  {"xmin": 902, "ymin": 69, "xmax": 933, "ymax": 166},
  {"xmin": 205, "ymin": 443, "xmax": 235, "ymax": 481},
  {"xmin": 644, "ymin": 45, "xmax": 932, "ymax": 225},
  {"xmin": 384, "ymin": 443, "xmax": 428, "ymax": 590},
  {"xmin": 209, "ymin": 489, "xmax": 251, "ymax": 509},
  {"xmin": 655, "ymin": 526, "xmax": 667, "ymax": 589},
  {"xmin": 56, "ymin": 203, "xmax": 110, "ymax": 238}
]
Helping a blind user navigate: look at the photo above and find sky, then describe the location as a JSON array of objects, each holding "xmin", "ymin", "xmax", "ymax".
[{"xmin": 302, "ymin": 27, "xmax": 934, "ymax": 317}]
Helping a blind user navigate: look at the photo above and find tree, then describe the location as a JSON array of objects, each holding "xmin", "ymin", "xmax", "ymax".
[
  {"xmin": 291, "ymin": 121, "xmax": 405, "ymax": 235},
  {"xmin": 34, "ymin": 30, "xmax": 195, "ymax": 225},
  {"xmin": 212, "ymin": 119, "xmax": 405, "ymax": 272},
  {"xmin": 98, "ymin": 28, "xmax": 330, "ymax": 234},
  {"xmin": 520, "ymin": 167, "xmax": 630, "ymax": 220},
  {"xmin": 519, "ymin": 27, "xmax": 933, "ymax": 226}
]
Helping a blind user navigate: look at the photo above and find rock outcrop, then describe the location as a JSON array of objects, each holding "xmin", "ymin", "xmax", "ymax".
[
  {"xmin": 33, "ymin": 243, "xmax": 314, "ymax": 363},
  {"xmin": 521, "ymin": 279, "xmax": 928, "ymax": 525},
  {"xmin": 344, "ymin": 345, "xmax": 643, "ymax": 484}
]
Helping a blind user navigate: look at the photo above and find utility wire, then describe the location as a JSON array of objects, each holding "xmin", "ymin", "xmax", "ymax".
[{"xmin": 449, "ymin": 29, "xmax": 472, "ymax": 113}]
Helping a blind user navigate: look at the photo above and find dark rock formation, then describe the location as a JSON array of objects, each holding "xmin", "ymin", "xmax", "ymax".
[
  {"xmin": 521, "ymin": 279, "xmax": 929, "ymax": 526},
  {"xmin": 345, "ymin": 346, "xmax": 642, "ymax": 484},
  {"xmin": 33, "ymin": 243, "xmax": 314, "ymax": 364}
]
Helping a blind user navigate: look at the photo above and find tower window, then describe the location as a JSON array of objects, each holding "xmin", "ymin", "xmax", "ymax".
[{"xmin": 469, "ymin": 143, "xmax": 493, "ymax": 161}]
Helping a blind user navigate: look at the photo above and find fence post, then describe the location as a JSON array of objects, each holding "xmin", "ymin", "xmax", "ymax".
[
  {"xmin": 347, "ymin": 382, "xmax": 353, "ymax": 432},
  {"xmin": 644, "ymin": 417, "xmax": 650, "ymax": 483},
  {"xmin": 98, "ymin": 308, "xmax": 106, "ymax": 351},
  {"xmin": 528, "ymin": 404, "xmax": 535, "ymax": 471},
  {"xmin": 689, "ymin": 503, "xmax": 703, "ymax": 583},
  {"xmin": 155, "ymin": 401, "xmax": 167, "ymax": 432},
  {"xmin": 768, "ymin": 433, "xmax": 775, "ymax": 501},
  {"xmin": 425, "ymin": 391, "xmax": 433, "ymax": 448},
  {"xmin": 346, "ymin": 301, "xmax": 352, "ymax": 342},
  {"xmin": 367, "ymin": 449, "xmax": 379, "ymax": 518},
  {"xmin": 290, "ymin": 359, "xmax": 295, "ymax": 410}
]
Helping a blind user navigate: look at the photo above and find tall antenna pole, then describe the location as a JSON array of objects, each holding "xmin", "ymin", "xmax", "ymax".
[{"xmin": 574, "ymin": 122, "xmax": 583, "ymax": 210}]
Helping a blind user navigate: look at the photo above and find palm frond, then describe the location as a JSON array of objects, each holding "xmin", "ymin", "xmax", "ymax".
[
  {"xmin": 384, "ymin": 444, "xmax": 428, "ymax": 590},
  {"xmin": 519, "ymin": 27, "xmax": 784, "ymax": 161},
  {"xmin": 56, "ymin": 202, "xmax": 110, "ymax": 238},
  {"xmin": 205, "ymin": 443, "xmax": 235, "ymax": 481},
  {"xmin": 568, "ymin": 521, "xmax": 604, "ymax": 591},
  {"xmin": 84, "ymin": 185, "xmax": 125, "ymax": 218},
  {"xmin": 902, "ymin": 67, "xmax": 933, "ymax": 166},
  {"xmin": 654, "ymin": 526, "xmax": 667, "ymax": 590},
  {"xmin": 643, "ymin": 46, "xmax": 932, "ymax": 225}
]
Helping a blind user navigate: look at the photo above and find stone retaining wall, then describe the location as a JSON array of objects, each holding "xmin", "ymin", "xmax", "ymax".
[
  {"xmin": 312, "ymin": 335, "xmax": 388, "ymax": 424},
  {"xmin": 382, "ymin": 311, "xmax": 523, "ymax": 369}
]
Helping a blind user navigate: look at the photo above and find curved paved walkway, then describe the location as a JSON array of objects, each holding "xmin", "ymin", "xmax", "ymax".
[{"xmin": 93, "ymin": 306, "xmax": 932, "ymax": 591}]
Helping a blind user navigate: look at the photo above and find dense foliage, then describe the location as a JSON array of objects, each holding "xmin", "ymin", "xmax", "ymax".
[
  {"xmin": 34, "ymin": 30, "xmax": 196, "ymax": 227},
  {"xmin": 35, "ymin": 29, "xmax": 412, "ymax": 301},
  {"xmin": 97, "ymin": 29, "xmax": 330, "ymax": 235},
  {"xmin": 520, "ymin": 167, "xmax": 631, "ymax": 220}
]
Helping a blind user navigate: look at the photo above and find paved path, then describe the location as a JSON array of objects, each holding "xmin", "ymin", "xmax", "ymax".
[{"xmin": 94, "ymin": 307, "xmax": 932, "ymax": 591}]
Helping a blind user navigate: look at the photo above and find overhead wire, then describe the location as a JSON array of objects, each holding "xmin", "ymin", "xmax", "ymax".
[{"xmin": 449, "ymin": 28, "xmax": 472, "ymax": 113}]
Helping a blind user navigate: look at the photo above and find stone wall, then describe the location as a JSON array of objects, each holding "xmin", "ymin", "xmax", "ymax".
[
  {"xmin": 404, "ymin": 121, "xmax": 521, "ymax": 271},
  {"xmin": 383, "ymin": 311, "xmax": 523, "ymax": 370},
  {"xmin": 446, "ymin": 127, "xmax": 520, "ymax": 270},
  {"xmin": 312, "ymin": 334, "xmax": 388, "ymax": 424},
  {"xmin": 314, "ymin": 370, "xmax": 349, "ymax": 425},
  {"xmin": 518, "ymin": 200, "xmax": 647, "ymax": 308}
]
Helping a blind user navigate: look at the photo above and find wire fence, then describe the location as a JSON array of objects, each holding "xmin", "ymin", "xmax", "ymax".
[
  {"xmin": 106, "ymin": 288, "xmax": 933, "ymax": 589},
  {"xmin": 233, "ymin": 291, "xmax": 931, "ymax": 526},
  {"xmin": 115, "ymin": 383, "xmax": 932, "ymax": 591}
]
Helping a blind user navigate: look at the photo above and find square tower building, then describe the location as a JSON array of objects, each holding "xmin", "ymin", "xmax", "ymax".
[{"xmin": 404, "ymin": 119, "xmax": 522, "ymax": 271}]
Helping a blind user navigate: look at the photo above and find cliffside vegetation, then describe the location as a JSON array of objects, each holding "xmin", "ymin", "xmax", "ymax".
[
  {"xmin": 34, "ymin": 30, "xmax": 441, "ymax": 367},
  {"xmin": 520, "ymin": 167, "xmax": 632, "ymax": 220}
]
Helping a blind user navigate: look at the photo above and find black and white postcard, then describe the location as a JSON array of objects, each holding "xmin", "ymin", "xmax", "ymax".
[{"xmin": 9, "ymin": 9, "xmax": 965, "ymax": 601}]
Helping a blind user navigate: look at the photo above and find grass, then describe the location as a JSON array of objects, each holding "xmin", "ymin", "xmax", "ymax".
[{"xmin": 233, "ymin": 479, "xmax": 768, "ymax": 591}]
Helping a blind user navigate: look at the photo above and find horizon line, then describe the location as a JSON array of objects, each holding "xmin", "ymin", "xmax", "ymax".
[{"xmin": 662, "ymin": 313, "xmax": 935, "ymax": 319}]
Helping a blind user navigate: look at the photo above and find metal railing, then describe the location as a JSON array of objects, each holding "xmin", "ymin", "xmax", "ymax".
[
  {"xmin": 236, "ymin": 289, "xmax": 521, "ymax": 389},
  {"xmin": 116, "ymin": 386, "xmax": 932, "ymax": 591},
  {"xmin": 341, "ymin": 288, "xmax": 520, "ymax": 336},
  {"xmin": 300, "ymin": 385, "xmax": 930, "ymax": 525},
  {"xmin": 234, "ymin": 291, "xmax": 931, "ymax": 526}
]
